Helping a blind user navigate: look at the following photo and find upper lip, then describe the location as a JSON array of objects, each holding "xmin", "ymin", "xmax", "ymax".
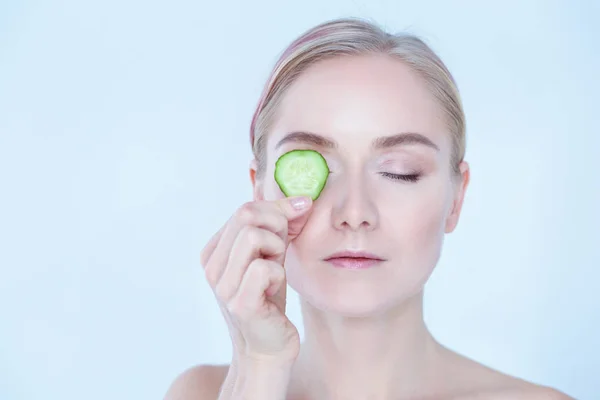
[{"xmin": 324, "ymin": 250, "xmax": 385, "ymax": 261}]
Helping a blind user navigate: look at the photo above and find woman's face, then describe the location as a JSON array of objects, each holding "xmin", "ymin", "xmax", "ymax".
[{"xmin": 253, "ymin": 54, "xmax": 469, "ymax": 317}]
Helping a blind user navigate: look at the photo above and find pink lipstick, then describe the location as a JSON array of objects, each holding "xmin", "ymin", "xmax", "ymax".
[{"xmin": 323, "ymin": 250, "xmax": 385, "ymax": 269}]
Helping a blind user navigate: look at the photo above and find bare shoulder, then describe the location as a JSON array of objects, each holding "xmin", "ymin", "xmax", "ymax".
[
  {"xmin": 462, "ymin": 367, "xmax": 574, "ymax": 400},
  {"xmin": 467, "ymin": 385, "xmax": 574, "ymax": 400},
  {"xmin": 438, "ymin": 346, "xmax": 574, "ymax": 400},
  {"xmin": 163, "ymin": 364, "xmax": 230, "ymax": 400}
]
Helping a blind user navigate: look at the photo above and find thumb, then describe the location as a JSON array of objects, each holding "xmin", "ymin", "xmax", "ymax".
[{"xmin": 275, "ymin": 196, "xmax": 313, "ymax": 240}]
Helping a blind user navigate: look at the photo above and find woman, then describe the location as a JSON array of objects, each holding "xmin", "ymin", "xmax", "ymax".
[{"xmin": 165, "ymin": 17, "xmax": 573, "ymax": 400}]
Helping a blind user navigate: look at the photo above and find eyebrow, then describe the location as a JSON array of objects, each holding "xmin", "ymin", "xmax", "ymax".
[{"xmin": 275, "ymin": 130, "xmax": 439, "ymax": 151}]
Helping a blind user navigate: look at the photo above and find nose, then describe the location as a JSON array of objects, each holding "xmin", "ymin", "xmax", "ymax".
[{"xmin": 331, "ymin": 173, "xmax": 379, "ymax": 232}]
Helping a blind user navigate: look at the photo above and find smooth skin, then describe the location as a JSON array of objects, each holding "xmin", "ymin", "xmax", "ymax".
[{"xmin": 164, "ymin": 54, "xmax": 573, "ymax": 399}]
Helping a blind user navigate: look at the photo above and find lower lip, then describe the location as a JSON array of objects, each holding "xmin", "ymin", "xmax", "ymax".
[{"xmin": 325, "ymin": 257, "xmax": 383, "ymax": 269}]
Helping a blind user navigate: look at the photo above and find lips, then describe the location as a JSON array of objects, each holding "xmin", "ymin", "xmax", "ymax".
[{"xmin": 323, "ymin": 251, "xmax": 385, "ymax": 269}]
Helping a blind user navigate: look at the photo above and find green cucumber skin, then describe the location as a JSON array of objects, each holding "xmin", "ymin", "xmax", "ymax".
[{"xmin": 274, "ymin": 149, "xmax": 330, "ymax": 200}]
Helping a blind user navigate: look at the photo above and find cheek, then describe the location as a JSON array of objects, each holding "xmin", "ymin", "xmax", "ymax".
[{"xmin": 387, "ymin": 181, "xmax": 449, "ymax": 253}]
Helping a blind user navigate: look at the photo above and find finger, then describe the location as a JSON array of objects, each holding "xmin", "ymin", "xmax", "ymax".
[
  {"xmin": 274, "ymin": 196, "xmax": 312, "ymax": 221},
  {"xmin": 246, "ymin": 197, "xmax": 313, "ymax": 241},
  {"xmin": 214, "ymin": 226, "xmax": 285, "ymax": 301},
  {"xmin": 200, "ymin": 223, "xmax": 226, "ymax": 268},
  {"xmin": 204, "ymin": 202, "xmax": 287, "ymax": 287},
  {"xmin": 274, "ymin": 196, "xmax": 313, "ymax": 240},
  {"xmin": 286, "ymin": 207, "xmax": 313, "ymax": 240},
  {"xmin": 227, "ymin": 258, "xmax": 285, "ymax": 320}
]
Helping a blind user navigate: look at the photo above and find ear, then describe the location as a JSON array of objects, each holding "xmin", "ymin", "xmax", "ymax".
[
  {"xmin": 249, "ymin": 158, "xmax": 265, "ymax": 201},
  {"xmin": 445, "ymin": 161, "xmax": 470, "ymax": 233}
]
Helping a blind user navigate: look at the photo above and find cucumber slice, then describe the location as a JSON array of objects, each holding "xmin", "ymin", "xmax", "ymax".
[{"xmin": 274, "ymin": 149, "xmax": 330, "ymax": 200}]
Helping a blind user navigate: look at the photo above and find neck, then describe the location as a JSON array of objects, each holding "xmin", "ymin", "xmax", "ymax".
[{"xmin": 288, "ymin": 291, "xmax": 442, "ymax": 399}]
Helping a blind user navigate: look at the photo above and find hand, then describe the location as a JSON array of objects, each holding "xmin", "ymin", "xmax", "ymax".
[{"xmin": 200, "ymin": 196, "xmax": 313, "ymax": 364}]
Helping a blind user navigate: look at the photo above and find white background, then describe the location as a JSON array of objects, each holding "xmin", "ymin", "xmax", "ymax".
[{"xmin": 1, "ymin": 1, "xmax": 598, "ymax": 399}]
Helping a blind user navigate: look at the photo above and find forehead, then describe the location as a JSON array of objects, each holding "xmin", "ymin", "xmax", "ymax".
[{"xmin": 268, "ymin": 54, "xmax": 448, "ymax": 151}]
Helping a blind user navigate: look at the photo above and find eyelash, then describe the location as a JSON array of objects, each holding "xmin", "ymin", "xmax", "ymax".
[{"xmin": 380, "ymin": 172, "xmax": 422, "ymax": 183}]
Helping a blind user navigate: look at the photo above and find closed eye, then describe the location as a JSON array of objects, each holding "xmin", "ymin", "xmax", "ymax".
[{"xmin": 380, "ymin": 172, "xmax": 421, "ymax": 183}]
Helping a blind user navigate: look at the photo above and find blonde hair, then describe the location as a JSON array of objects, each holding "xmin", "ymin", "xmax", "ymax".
[{"xmin": 249, "ymin": 17, "xmax": 465, "ymax": 179}]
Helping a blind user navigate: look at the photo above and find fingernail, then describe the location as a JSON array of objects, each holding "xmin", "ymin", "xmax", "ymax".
[{"xmin": 289, "ymin": 196, "xmax": 311, "ymax": 210}]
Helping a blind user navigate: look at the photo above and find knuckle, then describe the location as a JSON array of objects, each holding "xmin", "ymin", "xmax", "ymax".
[
  {"xmin": 215, "ymin": 281, "xmax": 233, "ymax": 301},
  {"xmin": 225, "ymin": 301, "xmax": 239, "ymax": 316},
  {"xmin": 204, "ymin": 265, "xmax": 219, "ymax": 287},
  {"xmin": 235, "ymin": 202, "xmax": 256, "ymax": 225},
  {"xmin": 199, "ymin": 249, "xmax": 211, "ymax": 268},
  {"xmin": 264, "ymin": 230, "xmax": 285, "ymax": 255},
  {"xmin": 227, "ymin": 298, "xmax": 251, "ymax": 320},
  {"xmin": 248, "ymin": 259, "xmax": 270, "ymax": 279},
  {"xmin": 242, "ymin": 225, "xmax": 262, "ymax": 247}
]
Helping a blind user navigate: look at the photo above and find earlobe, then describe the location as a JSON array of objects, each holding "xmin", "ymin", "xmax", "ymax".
[
  {"xmin": 249, "ymin": 159, "xmax": 258, "ymax": 187},
  {"xmin": 445, "ymin": 161, "xmax": 470, "ymax": 233}
]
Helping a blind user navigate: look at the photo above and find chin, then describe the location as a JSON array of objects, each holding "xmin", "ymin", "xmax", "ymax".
[
  {"xmin": 287, "ymin": 257, "xmax": 436, "ymax": 319},
  {"xmin": 316, "ymin": 299, "xmax": 398, "ymax": 319},
  {"xmin": 289, "ymin": 271, "xmax": 420, "ymax": 318}
]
